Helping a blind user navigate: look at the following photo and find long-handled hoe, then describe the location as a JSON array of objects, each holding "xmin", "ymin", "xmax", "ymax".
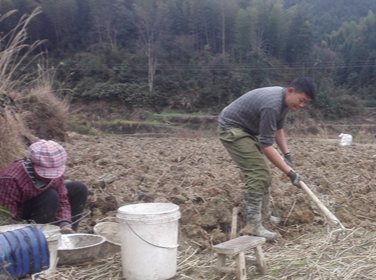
[{"xmin": 299, "ymin": 181, "xmax": 348, "ymax": 242}]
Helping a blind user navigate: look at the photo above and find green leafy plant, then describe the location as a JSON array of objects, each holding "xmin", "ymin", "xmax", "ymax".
[{"xmin": 0, "ymin": 206, "xmax": 13, "ymax": 226}]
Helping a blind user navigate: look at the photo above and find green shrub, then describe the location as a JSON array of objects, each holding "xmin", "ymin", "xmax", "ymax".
[
  {"xmin": 363, "ymin": 100, "xmax": 376, "ymax": 107},
  {"xmin": 82, "ymin": 82, "xmax": 168, "ymax": 108},
  {"xmin": 313, "ymin": 92, "xmax": 361, "ymax": 120}
]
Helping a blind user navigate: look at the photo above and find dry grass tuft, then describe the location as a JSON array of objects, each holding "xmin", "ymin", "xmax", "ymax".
[
  {"xmin": 16, "ymin": 85, "xmax": 70, "ymax": 142},
  {"xmin": 43, "ymin": 227, "xmax": 376, "ymax": 280},
  {"xmin": 43, "ymin": 254, "xmax": 123, "ymax": 280},
  {"xmin": 0, "ymin": 109, "xmax": 30, "ymax": 169},
  {"xmin": 256, "ymin": 227, "xmax": 376, "ymax": 280}
]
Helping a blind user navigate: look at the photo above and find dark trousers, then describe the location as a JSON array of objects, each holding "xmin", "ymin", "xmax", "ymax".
[{"xmin": 22, "ymin": 181, "xmax": 88, "ymax": 231}]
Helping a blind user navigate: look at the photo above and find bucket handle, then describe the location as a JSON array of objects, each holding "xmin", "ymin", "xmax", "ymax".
[
  {"xmin": 124, "ymin": 219, "xmax": 178, "ymax": 250},
  {"xmin": 24, "ymin": 210, "xmax": 93, "ymax": 240}
]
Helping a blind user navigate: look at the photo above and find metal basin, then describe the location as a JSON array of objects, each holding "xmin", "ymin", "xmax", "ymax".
[{"xmin": 57, "ymin": 234, "xmax": 106, "ymax": 265}]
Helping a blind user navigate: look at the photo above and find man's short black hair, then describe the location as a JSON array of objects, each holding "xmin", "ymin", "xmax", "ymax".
[{"xmin": 289, "ymin": 77, "xmax": 316, "ymax": 100}]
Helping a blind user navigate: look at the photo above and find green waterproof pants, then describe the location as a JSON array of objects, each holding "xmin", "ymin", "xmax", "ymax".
[{"xmin": 218, "ymin": 126, "xmax": 272, "ymax": 194}]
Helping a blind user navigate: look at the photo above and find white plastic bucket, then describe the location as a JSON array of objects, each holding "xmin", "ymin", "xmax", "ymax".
[
  {"xmin": 116, "ymin": 203, "xmax": 181, "ymax": 280},
  {"xmin": 43, "ymin": 231, "xmax": 61, "ymax": 275}
]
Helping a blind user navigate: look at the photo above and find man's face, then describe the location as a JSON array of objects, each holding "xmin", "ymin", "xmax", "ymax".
[{"xmin": 285, "ymin": 87, "xmax": 311, "ymax": 111}]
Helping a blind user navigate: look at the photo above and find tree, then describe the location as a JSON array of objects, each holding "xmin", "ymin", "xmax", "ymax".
[
  {"xmin": 283, "ymin": 7, "xmax": 314, "ymax": 66},
  {"xmin": 38, "ymin": 0, "xmax": 79, "ymax": 52},
  {"xmin": 358, "ymin": 50, "xmax": 376, "ymax": 88},
  {"xmin": 217, "ymin": 0, "xmax": 238, "ymax": 58},
  {"xmin": 131, "ymin": 0, "xmax": 170, "ymax": 92},
  {"xmin": 87, "ymin": 0, "xmax": 132, "ymax": 52},
  {"xmin": 265, "ymin": 2, "xmax": 283, "ymax": 58},
  {"xmin": 234, "ymin": 8, "xmax": 252, "ymax": 63}
]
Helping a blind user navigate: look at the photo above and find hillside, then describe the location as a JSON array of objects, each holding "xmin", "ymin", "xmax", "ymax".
[{"xmin": 285, "ymin": 0, "xmax": 376, "ymax": 39}]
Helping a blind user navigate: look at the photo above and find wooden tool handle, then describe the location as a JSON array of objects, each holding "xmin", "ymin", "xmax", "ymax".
[{"xmin": 299, "ymin": 181, "xmax": 341, "ymax": 226}]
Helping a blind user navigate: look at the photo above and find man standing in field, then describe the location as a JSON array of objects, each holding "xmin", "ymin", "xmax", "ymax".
[{"xmin": 218, "ymin": 77, "xmax": 316, "ymax": 240}]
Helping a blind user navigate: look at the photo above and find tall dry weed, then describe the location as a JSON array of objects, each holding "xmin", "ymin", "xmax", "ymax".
[
  {"xmin": 0, "ymin": 7, "xmax": 46, "ymax": 92},
  {"xmin": 0, "ymin": 7, "xmax": 68, "ymax": 168},
  {"xmin": 0, "ymin": 7, "xmax": 47, "ymax": 168}
]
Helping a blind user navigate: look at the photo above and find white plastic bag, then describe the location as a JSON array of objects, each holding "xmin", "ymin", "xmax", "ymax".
[{"xmin": 339, "ymin": 133, "xmax": 352, "ymax": 146}]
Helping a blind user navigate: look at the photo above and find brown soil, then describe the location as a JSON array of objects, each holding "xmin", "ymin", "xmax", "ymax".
[{"xmin": 63, "ymin": 131, "xmax": 376, "ymax": 252}]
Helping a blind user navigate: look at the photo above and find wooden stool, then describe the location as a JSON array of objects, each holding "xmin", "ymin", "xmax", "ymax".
[{"xmin": 212, "ymin": 235, "xmax": 267, "ymax": 280}]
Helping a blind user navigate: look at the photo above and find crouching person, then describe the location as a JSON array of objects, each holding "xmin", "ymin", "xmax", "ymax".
[{"xmin": 0, "ymin": 139, "xmax": 88, "ymax": 234}]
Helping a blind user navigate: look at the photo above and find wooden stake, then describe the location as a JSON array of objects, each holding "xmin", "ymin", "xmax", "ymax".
[{"xmin": 230, "ymin": 207, "xmax": 238, "ymax": 239}]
